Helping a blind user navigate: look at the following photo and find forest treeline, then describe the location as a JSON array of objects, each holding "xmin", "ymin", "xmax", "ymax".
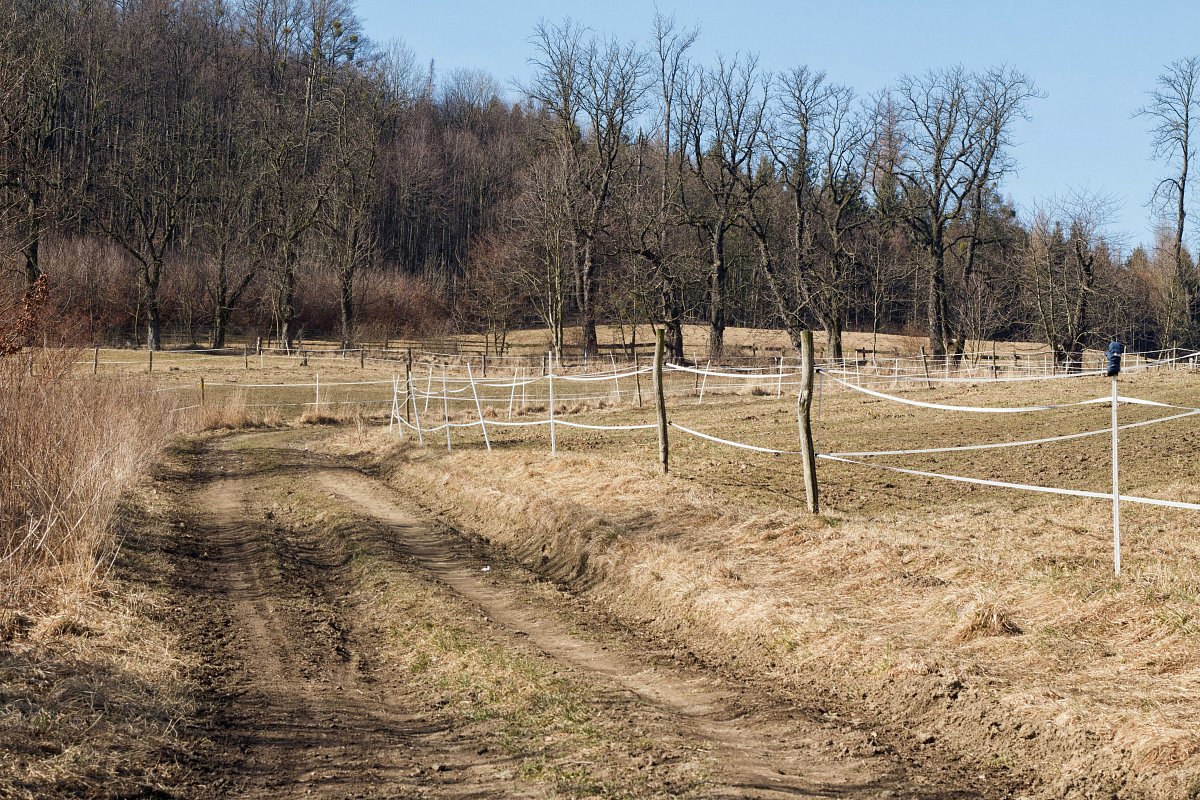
[{"xmin": 2, "ymin": 1, "xmax": 1199, "ymax": 363}]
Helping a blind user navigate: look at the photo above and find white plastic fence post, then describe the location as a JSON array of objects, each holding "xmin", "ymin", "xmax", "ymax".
[
  {"xmin": 777, "ymin": 356, "xmax": 784, "ymax": 398},
  {"xmin": 520, "ymin": 366, "xmax": 527, "ymax": 410},
  {"xmin": 548, "ymin": 351, "xmax": 557, "ymax": 456},
  {"xmin": 610, "ymin": 354, "xmax": 622, "ymax": 402},
  {"xmin": 424, "ymin": 365, "xmax": 433, "ymax": 413},
  {"xmin": 389, "ymin": 375, "xmax": 398, "ymax": 433},
  {"xmin": 315, "ymin": 372, "xmax": 320, "ymax": 410},
  {"xmin": 408, "ymin": 367, "xmax": 424, "ymax": 446},
  {"xmin": 1112, "ymin": 375, "xmax": 1121, "ymax": 576},
  {"xmin": 817, "ymin": 369, "xmax": 824, "ymax": 421},
  {"xmin": 508, "ymin": 366, "xmax": 518, "ymax": 419},
  {"xmin": 697, "ymin": 359, "xmax": 711, "ymax": 404},
  {"xmin": 441, "ymin": 366, "xmax": 452, "ymax": 452},
  {"xmin": 467, "ymin": 362, "xmax": 491, "ymax": 452}
]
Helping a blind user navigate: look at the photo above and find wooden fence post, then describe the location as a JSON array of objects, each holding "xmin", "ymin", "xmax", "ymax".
[
  {"xmin": 920, "ymin": 346, "xmax": 932, "ymax": 390},
  {"xmin": 200, "ymin": 377, "xmax": 206, "ymax": 405},
  {"xmin": 148, "ymin": 349, "xmax": 153, "ymax": 372},
  {"xmin": 93, "ymin": 347, "xmax": 99, "ymax": 375},
  {"xmin": 244, "ymin": 345, "xmax": 249, "ymax": 369},
  {"xmin": 654, "ymin": 329, "xmax": 669, "ymax": 475},
  {"xmin": 798, "ymin": 330, "xmax": 819, "ymax": 514}
]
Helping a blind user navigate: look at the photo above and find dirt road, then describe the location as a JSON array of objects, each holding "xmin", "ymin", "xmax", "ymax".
[{"xmin": 163, "ymin": 430, "xmax": 1013, "ymax": 798}]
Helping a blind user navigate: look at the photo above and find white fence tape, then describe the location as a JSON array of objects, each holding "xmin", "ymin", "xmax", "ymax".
[
  {"xmin": 668, "ymin": 363, "xmax": 799, "ymax": 381},
  {"xmin": 825, "ymin": 408, "xmax": 1200, "ymax": 457},
  {"xmin": 819, "ymin": 455, "xmax": 1200, "ymax": 512},
  {"xmin": 669, "ymin": 422, "xmax": 801, "ymax": 455},
  {"xmin": 826, "ymin": 373, "xmax": 1112, "ymax": 413}
]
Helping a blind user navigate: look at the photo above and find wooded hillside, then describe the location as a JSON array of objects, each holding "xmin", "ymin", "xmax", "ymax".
[{"xmin": 2, "ymin": 1, "xmax": 1197, "ymax": 363}]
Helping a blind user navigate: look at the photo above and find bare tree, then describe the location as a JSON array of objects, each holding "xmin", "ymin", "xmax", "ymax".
[
  {"xmin": 94, "ymin": 3, "xmax": 211, "ymax": 350},
  {"xmin": 679, "ymin": 53, "xmax": 768, "ymax": 358},
  {"xmin": 526, "ymin": 19, "xmax": 648, "ymax": 358},
  {"xmin": 1138, "ymin": 56, "xmax": 1200, "ymax": 348},
  {"xmin": 1023, "ymin": 191, "xmax": 1119, "ymax": 370},
  {"xmin": 0, "ymin": 0, "xmax": 103, "ymax": 290},
  {"xmin": 745, "ymin": 67, "xmax": 871, "ymax": 359},
  {"xmin": 511, "ymin": 148, "xmax": 577, "ymax": 354},
  {"xmin": 886, "ymin": 66, "xmax": 1039, "ymax": 358},
  {"xmin": 633, "ymin": 12, "xmax": 700, "ymax": 362},
  {"xmin": 324, "ymin": 59, "xmax": 388, "ymax": 349}
]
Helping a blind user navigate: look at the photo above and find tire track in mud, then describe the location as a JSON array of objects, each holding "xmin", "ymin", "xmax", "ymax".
[
  {"xmin": 186, "ymin": 452, "xmax": 543, "ymax": 799},
  {"xmin": 309, "ymin": 459, "xmax": 994, "ymax": 800},
  {"xmin": 181, "ymin": 433, "xmax": 1002, "ymax": 798}
]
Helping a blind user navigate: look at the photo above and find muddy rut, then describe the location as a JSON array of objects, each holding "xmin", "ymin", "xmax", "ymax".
[{"xmin": 170, "ymin": 432, "xmax": 1007, "ymax": 798}]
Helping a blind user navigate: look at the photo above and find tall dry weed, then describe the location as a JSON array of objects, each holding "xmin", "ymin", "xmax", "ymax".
[{"xmin": 0, "ymin": 350, "xmax": 177, "ymax": 616}]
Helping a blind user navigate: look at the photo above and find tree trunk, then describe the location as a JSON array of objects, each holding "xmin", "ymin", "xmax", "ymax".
[
  {"xmin": 927, "ymin": 252, "xmax": 951, "ymax": 357},
  {"xmin": 212, "ymin": 305, "xmax": 231, "ymax": 349},
  {"xmin": 580, "ymin": 240, "xmax": 598, "ymax": 358},
  {"xmin": 339, "ymin": 265, "xmax": 355, "ymax": 350},
  {"xmin": 666, "ymin": 285, "xmax": 685, "ymax": 363},
  {"xmin": 825, "ymin": 318, "xmax": 843, "ymax": 362},
  {"xmin": 278, "ymin": 249, "xmax": 297, "ymax": 350},
  {"xmin": 23, "ymin": 195, "xmax": 41, "ymax": 287},
  {"xmin": 146, "ymin": 290, "xmax": 162, "ymax": 351},
  {"xmin": 709, "ymin": 226, "xmax": 726, "ymax": 360}
]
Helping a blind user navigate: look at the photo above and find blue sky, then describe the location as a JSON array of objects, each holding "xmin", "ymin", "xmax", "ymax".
[{"xmin": 356, "ymin": 0, "xmax": 1200, "ymax": 250}]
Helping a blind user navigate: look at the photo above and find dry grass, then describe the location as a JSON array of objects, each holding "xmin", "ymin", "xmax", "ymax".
[
  {"xmin": 0, "ymin": 351, "xmax": 177, "ymax": 615},
  {"xmin": 0, "ymin": 584, "xmax": 203, "ymax": 798},
  {"xmin": 298, "ymin": 406, "xmax": 346, "ymax": 425},
  {"xmin": 345, "ymin": 365, "xmax": 1200, "ymax": 799},
  {"xmin": 0, "ymin": 353, "xmax": 201, "ymax": 799}
]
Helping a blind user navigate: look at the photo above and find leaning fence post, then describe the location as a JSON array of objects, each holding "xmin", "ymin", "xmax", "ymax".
[
  {"xmin": 548, "ymin": 351, "xmax": 557, "ymax": 456},
  {"xmin": 920, "ymin": 346, "xmax": 932, "ymax": 390},
  {"xmin": 389, "ymin": 375, "xmax": 398, "ymax": 433},
  {"xmin": 466, "ymin": 361, "xmax": 491, "ymax": 452},
  {"xmin": 697, "ymin": 359, "xmax": 711, "ymax": 404},
  {"xmin": 441, "ymin": 366, "xmax": 452, "ymax": 452},
  {"xmin": 407, "ymin": 364, "xmax": 423, "ymax": 446},
  {"xmin": 798, "ymin": 330, "xmax": 819, "ymax": 514},
  {"xmin": 654, "ymin": 329, "xmax": 669, "ymax": 475},
  {"xmin": 508, "ymin": 366, "xmax": 518, "ymax": 419},
  {"xmin": 423, "ymin": 365, "xmax": 434, "ymax": 414}
]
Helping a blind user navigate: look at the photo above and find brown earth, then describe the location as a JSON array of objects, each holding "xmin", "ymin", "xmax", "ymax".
[{"xmin": 150, "ymin": 430, "xmax": 1024, "ymax": 798}]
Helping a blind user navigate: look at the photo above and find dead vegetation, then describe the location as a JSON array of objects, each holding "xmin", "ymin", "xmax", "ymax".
[
  {"xmin": 0, "ymin": 363, "xmax": 202, "ymax": 799},
  {"xmin": 0, "ymin": 351, "xmax": 177, "ymax": 613},
  {"xmin": 344, "ymin": 366, "xmax": 1200, "ymax": 799}
]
